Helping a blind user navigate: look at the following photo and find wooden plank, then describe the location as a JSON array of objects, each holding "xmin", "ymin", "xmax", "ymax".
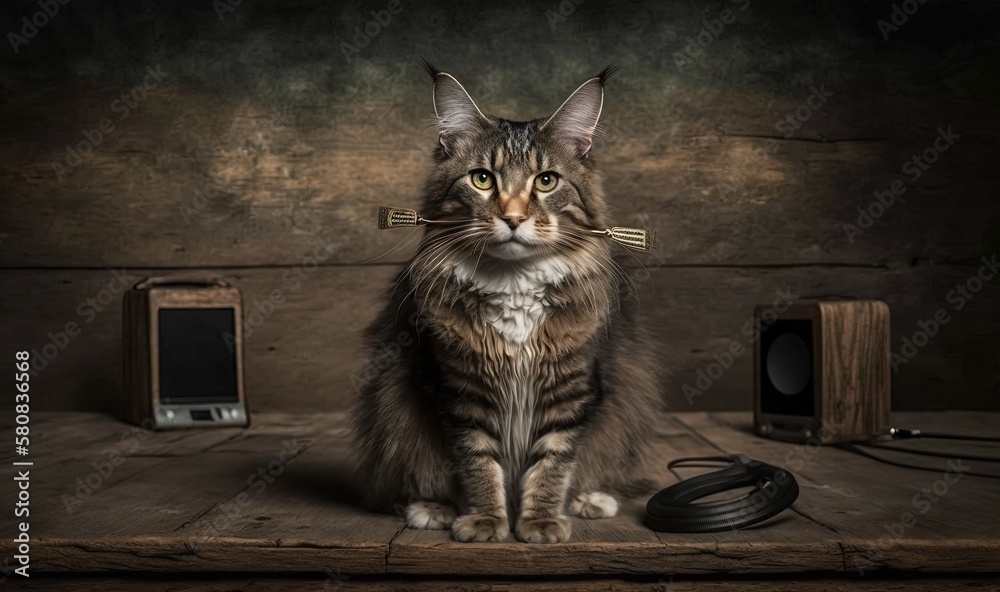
[
  {"xmin": 386, "ymin": 415, "xmax": 842, "ymax": 576},
  {"xmin": 0, "ymin": 412, "xmax": 395, "ymax": 574},
  {"xmin": 1, "ymin": 412, "xmax": 998, "ymax": 577},
  {"xmin": 1, "ymin": 94, "xmax": 994, "ymax": 269},
  {"xmin": 9, "ymin": 577, "xmax": 1000, "ymax": 591},
  {"xmin": 0, "ymin": 0, "xmax": 997, "ymax": 270},
  {"xmin": 19, "ymin": 418, "xmax": 330, "ymax": 537},
  {"xmin": 3, "ymin": 259, "xmax": 999, "ymax": 413},
  {"xmin": 7, "ymin": 536, "xmax": 388, "ymax": 575},
  {"xmin": 170, "ymin": 414, "xmax": 403, "ymax": 560},
  {"xmin": 674, "ymin": 412, "xmax": 1000, "ymax": 574},
  {"xmin": 0, "ymin": 412, "xmax": 244, "ymax": 465}
]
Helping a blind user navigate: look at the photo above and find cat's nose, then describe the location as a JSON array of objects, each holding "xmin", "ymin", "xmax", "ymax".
[{"xmin": 500, "ymin": 214, "xmax": 527, "ymax": 230}]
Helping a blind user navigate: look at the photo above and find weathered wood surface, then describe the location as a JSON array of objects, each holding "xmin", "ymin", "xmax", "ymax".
[
  {"xmin": 0, "ymin": 86, "xmax": 996, "ymax": 269},
  {"xmin": 0, "ymin": 0, "xmax": 998, "ymax": 412},
  {"xmin": 0, "ymin": 411, "xmax": 997, "ymax": 578},
  {"xmin": 0, "ymin": 1, "xmax": 997, "ymax": 269},
  {"xmin": 675, "ymin": 412, "xmax": 1000, "ymax": 576},
  {"xmin": 3, "ymin": 260, "xmax": 998, "ymax": 413},
  {"xmin": 8, "ymin": 577, "xmax": 1000, "ymax": 592}
]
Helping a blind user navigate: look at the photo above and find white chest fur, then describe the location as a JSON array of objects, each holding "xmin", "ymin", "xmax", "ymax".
[{"xmin": 453, "ymin": 256, "xmax": 572, "ymax": 344}]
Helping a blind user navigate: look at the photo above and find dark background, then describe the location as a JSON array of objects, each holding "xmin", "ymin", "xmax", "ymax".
[{"xmin": 1, "ymin": 0, "xmax": 997, "ymax": 413}]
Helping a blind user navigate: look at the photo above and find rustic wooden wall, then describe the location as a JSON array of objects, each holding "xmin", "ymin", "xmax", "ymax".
[{"xmin": 1, "ymin": 0, "xmax": 998, "ymax": 413}]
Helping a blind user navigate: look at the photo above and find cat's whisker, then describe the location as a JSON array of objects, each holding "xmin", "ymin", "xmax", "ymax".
[
  {"xmin": 467, "ymin": 232, "xmax": 495, "ymax": 284},
  {"xmin": 390, "ymin": 230, "xmax": 483, "ymax": 314},
  {"xmin": 559, "ymin": 228, "xmax": 652, "ymax": 297},
  {"xmin": 551, "ymin": 231, "xmax": 642, "ymax": 306},
  {"xmin": 390, "ymin": 230, "xmax": 468, "ymax": 296},
  {"xmin": 360, "ymin": 224, "xmax": 425, "ymax": 264},
  {"xmin": 378, "ymin": 206, "xmax": 654, "ymax": 253},
  {"xmin": 409, "ymin": 230, "xmax": 493, "ymax": 313}
]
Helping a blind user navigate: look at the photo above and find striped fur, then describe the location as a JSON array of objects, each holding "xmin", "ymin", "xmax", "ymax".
[{"xmin": 351, "ymin": 66, "xmax": 664, "ymax": 543}]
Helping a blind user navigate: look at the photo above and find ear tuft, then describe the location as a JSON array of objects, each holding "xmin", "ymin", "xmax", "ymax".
[
  {"xmin": 430, "ymin": 70, "xmax": 485, "ymax": 156},
  {"xmin": 419, "ymin": 58, "xmax": 439, "ymax": 81},
  {"xmin": 598, "ymin": 64, "xmax": 619, "ymax": 84},
  {"xmin": 541, "ymin": 67, "xmax": 614, "ymax": 158}
]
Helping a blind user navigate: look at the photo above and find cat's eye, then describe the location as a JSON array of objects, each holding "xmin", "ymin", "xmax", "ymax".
[
  {"xmin": 534, "ymin": 172, "xmax": 559, "ymax": 192},
  {"xmin": 470, "ymin": 170, "xmax": 495, "ymax": 191}
]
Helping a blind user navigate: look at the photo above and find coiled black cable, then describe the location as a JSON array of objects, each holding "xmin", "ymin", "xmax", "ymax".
[{"xmin": 645, "ymin": 454, "xmax": 799, "ymax": 533}]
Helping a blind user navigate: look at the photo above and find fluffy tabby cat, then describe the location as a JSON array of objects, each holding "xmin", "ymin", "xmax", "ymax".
[{"xmin": 351, "ymin": 64, "xmax": 663, "ymax": 544}]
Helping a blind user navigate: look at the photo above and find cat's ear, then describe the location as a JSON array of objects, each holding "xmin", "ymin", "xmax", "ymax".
[
  {"xmin": 541, "ymin": 65, "xmax": 617, "ymax": 158},
  {"xmin": 422, "ymin": 61, "xmax": 486, "ymax": 155}
]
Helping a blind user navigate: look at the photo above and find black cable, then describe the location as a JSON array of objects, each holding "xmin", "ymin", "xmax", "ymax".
[
  {"xmin": 835, "ymin": 443, "xmax": 1000, "ymax": 480},
  {"xmin": 860, "ymin": 442, "xmax": 1000, "ymax": 464},
  {"xmin": 888, "ymin": 427, "xmax": 1000, "ymax": 443},
  {"xmin": 646, "ymin": 454, "xmax": 799, "ymax": 533}
]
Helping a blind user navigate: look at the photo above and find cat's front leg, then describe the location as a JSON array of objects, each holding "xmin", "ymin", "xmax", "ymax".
[
  {"xmin": 450, "ymin": 426, "xmax": 510, "ymax": 543},
  {"xmin": 515, "ymin": 430, "xmax": 579, "ymax": 543}
]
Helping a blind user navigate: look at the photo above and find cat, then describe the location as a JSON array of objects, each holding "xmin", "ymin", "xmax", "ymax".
[{"xmin": 351, "ymin": 63, "xmax": 664, "ymax": 544}]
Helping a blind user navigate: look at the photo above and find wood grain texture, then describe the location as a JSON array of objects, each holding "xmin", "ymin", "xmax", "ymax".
[
  {"xmin": 1, "ymin": 0, "xmax": 998, "ymax": 414},
  {"xmin": 0, "ymin": 1, "xmax": 997, "ymax": 269},
  {"xmin": 3, "ymin": 259, "xmax": 999, "ymax": 413},
  {"xmin": 9, "ymin": 577, "xmax": 1000, "ymax": 591},
  {"xmin": 817, "ymin": 300, "xmax": 891, "ymax": 442},
  {"xmin": 675, "ymin": 412, "xmax": 1000, "ymax": 575},
  {"xmin": 753, "ymin": 300, "xmax": 892, "ymax": 443},
  {"xmin": 0, "ymin": 411, "xmax": 997, "ymax": 579}
]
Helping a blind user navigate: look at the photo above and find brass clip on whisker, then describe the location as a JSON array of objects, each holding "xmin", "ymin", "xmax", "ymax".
[{"xmin": 378, "ymin": 206, "xmax": 656, "ymax": 252}]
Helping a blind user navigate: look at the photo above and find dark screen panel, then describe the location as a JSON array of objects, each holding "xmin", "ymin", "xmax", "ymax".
[
  {"xmin": 158, "ymin": 308, "xmax": 238, "ymax": 403},
  {"xmin": 760, "ymin": 318, "xmax": 815, "ymax": 417}
]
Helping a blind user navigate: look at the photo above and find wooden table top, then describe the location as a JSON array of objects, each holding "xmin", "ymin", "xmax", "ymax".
[{"xmin": 1, "ymin": 411, "xmax": 998, "ymax": 579}]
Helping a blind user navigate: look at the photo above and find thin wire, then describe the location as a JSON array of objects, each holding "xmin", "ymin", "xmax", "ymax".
[
  {"xmin": 914, "ymin": 432, "xmax": 1000, "ymax": 443},
  {"xmin": 836, "ymin": 443, "xmax": 1000, "ymax": 480},
  {"xmin": 859, "ymin": 443, "xmax": 1000, "ymax": 464}
]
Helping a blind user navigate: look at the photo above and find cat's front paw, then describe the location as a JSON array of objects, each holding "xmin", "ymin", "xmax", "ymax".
[
  {"xmin": 515, "ymin": 516, "xmax": 572, "ymax": 543},
  {"xmin": 567, "ymin": 492, "xmax": 619, "ymax": 519},
  {"xmin": 406, "ymin": 501, "xmax": 457, "ymax": 530},
  {"xmin": 452, "ymin": 513, "xmax": 510, "ymax": 542}
]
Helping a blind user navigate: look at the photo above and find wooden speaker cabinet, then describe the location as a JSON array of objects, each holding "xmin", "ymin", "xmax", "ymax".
[
  {"xmin": 754, "ymin": 300, "xmax": 890, "ymax": 444},
  {"xmin": 123, "ymin": 276, "xmax": 249, "ymax": 429}
]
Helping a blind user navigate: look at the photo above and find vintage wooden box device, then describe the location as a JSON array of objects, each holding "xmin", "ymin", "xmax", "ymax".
[
  {"xmin": 123, "ymin": 276, "xmax": 249, "ymax": 429},
  {"xmin": 754, "ymin": 300, "xmax": 891, "ymax": 444}
]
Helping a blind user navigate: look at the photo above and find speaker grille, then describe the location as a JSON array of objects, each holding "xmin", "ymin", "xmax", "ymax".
[{"xmin": 760, "ymin": 319, "xmax": 815, "ymax": 417}]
